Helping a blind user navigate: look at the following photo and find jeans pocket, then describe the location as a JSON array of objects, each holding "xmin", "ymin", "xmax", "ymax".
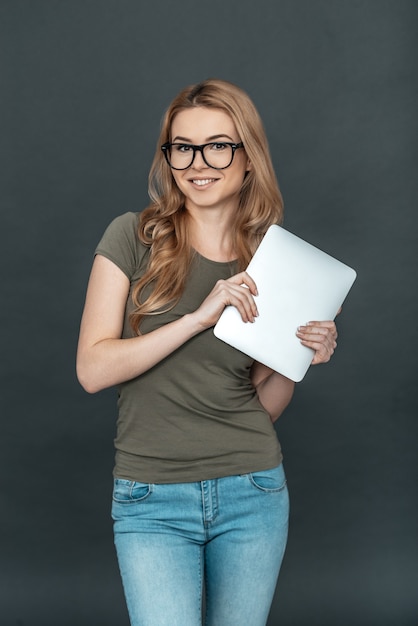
[
  {"xmin": 248, "ymin": 464, "xmax": 287, "ymax": 493},
  {"xmin": 112, "ymin": 478, "xmax": 153, "ymax": 504}
]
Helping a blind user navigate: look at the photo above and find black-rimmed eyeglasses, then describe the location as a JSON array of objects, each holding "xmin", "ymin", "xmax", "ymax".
[{"xmin": 161, "ymin": 141, "xmax": 244, "ymax": 170}]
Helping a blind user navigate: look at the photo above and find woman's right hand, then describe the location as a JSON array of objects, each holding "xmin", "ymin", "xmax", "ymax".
[{"xmin": 190, "ymin": 271, "xmax": 259, "ymax": 330}]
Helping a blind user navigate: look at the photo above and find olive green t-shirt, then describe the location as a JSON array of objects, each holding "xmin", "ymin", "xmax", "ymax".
[{"xmin": 95, "ymin": 212, "xmax": 282, "ymax": 483}]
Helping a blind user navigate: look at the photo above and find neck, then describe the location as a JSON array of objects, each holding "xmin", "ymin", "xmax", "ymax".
[{"xmin": 186, "ymin": 209, "xmax": 237, "ymax": 262}]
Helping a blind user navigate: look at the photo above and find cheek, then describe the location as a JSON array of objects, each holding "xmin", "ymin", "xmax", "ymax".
[
  {"xmin": 171, "ymin": 172, "xmax": 184, "ymax": 190},
  {"xmin": 231, "ymin": 167, "xmax": 248, "ymax": 188}
]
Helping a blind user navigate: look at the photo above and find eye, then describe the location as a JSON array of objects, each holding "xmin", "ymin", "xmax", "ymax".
[
  {"xmin": 174, "ymin": 144, "xmax": 193, "ymax": 153},
  {"xmin": 209, "ymin": 142, "xmax": 228, "ymax": 151}
]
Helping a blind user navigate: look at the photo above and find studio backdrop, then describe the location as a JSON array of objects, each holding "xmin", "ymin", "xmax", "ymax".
[{"xmin": 1, "ymin": 2, "xmax": 417, "ymax": 625}]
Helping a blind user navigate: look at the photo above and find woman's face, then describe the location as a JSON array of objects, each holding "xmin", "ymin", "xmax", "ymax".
[{"xmin": 169, "ymin": 107, "xmax": 250, "ymax": 215}]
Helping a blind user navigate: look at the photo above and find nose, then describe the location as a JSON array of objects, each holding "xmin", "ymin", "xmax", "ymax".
[{"xmin": 190, "ymin": 147, "xmax": 208, "ymax": 169}]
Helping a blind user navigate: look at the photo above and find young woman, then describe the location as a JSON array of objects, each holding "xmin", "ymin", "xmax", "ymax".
[{"xmin": 77, "ymin": 79, "xmax": 337, "ymax": 626}]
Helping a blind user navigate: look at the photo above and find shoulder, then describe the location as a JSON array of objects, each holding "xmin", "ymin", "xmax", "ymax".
[
  {"xmin": 103, "ymin": 211, "xmax": 140, "ymax": 237},
  {"xmin": 95, "ymin": 211, "xmax": 149, "ymax": 280}
]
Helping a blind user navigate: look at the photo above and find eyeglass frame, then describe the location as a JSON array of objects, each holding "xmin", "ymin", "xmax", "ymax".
[{"xmin": 161, "ymin": 141, "xmax": 245, "ymax": 170}]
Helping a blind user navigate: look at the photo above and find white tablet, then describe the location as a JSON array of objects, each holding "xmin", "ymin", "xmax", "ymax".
[{"xmin": 213, "ymin": 225, "xmax": 357, "ymax": 382}]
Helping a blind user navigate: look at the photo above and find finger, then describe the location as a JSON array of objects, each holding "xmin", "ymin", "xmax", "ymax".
[
  {"xmin": 296, "ymin": 326, "xmax": 337, "ymax": 358},
  {"xmin": 228, "ymin": 271, "xmax": 258, "ymax": 296},
  {"xmin": 303, "ymin": 335, "xmax": 336, "ymax": 361},
  {"xmin": 306, "ymin": 340, "xmax": 336, "ymax": 364},
  {"xmin": 230, "ymin": 286, "xmax": 259, "ymax": 322},
  {"xmin": 312, "ymin": 340, "xmax": 336, "ymax": 363},
  {"xmin": 296, "ymin": 328, "xmax": 337, "ymax": 342},
  {"xmin": 216, "ymin": 280, "xmax": 258, "ymax": 322},
  {"xmin": 311, "ymin": 348, "xmax": 334, "ymax": 364},
  {"xmin": 299, "ymin": 335, "xmax": 336, "ymax": 352},
  {"xmin": 305, "ymin": 320, "xmax": 336, "ymax": 330},
  {"xmin": 298, "ymin": 322, "xmax": 338, "ymax": 340},
  {"xmin": 296, "ymin": 320, "xmax": 338, "ymax": 364},
  {"xmin": 298, "ymin": 331, "xmax": 337, "ymax": 350},
  {"xmin": 232, "ymin": 296, "xmax": 258, "ymax": 322},
  {"xmin": 226, "ymin": 275, "xmax": 259, "ymax": 317}
]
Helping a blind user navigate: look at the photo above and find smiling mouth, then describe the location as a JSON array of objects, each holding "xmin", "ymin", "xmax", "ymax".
[{"xmin": 190, "ymin": 178, "xmax": 217, "ymax": 186}]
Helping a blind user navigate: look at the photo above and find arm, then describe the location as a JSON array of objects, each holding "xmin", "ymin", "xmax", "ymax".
[
  {"xmin": 251, "ymin": 361, "xmax": 295, "ymax": 422},
  {"xmin": 76, "ymin": 255, "xmax": 206, "ymax": 393},
  {"xmin": 76, "ymin": 256, "xmax": 259, "ymax": 393}
]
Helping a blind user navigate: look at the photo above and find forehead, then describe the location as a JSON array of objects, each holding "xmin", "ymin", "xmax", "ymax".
[{"xmin": 170, "ymin": 107, "xmax": 239, "ymax": 141}]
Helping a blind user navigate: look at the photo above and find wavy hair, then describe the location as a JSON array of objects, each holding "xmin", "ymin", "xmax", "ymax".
[{"xmin": 130, "ymin": 79, "xmax": 284, "ymax": 333}]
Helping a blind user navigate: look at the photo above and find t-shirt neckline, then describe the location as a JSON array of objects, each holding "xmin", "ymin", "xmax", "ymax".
[{"xmin": 193, "ymin": 249, "xmax": 238, "ymax": 267}]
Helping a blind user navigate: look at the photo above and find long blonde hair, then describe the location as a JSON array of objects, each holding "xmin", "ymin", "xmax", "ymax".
[{"xmin": 130, "ymin": 79, "xmax": 284, "ymax": 333}]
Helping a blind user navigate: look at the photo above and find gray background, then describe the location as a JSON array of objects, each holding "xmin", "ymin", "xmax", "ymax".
[{"xmin": 1, "ymin": 1, "xmax": 417, "ymax": 625}]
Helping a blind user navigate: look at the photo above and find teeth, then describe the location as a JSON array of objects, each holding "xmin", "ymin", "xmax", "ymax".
[{"xmin": 193, "ymin": 179, "xmax": 215, "ymax": 186}]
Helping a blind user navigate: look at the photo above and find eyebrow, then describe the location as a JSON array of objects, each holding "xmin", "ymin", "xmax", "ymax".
[{"xmin": 171, "ymin": 133, "xmax": 236, "ymax": 143}]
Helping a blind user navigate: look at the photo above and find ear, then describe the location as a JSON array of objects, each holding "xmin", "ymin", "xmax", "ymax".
[{"xmin": 246, "ymin": 158, "xmax": 252, "ymax": 172}]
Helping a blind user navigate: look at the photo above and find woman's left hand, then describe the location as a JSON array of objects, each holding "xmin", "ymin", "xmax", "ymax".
[{"xmin": 296, "ymin": 320, "xmax": 338, "ymax": 365}]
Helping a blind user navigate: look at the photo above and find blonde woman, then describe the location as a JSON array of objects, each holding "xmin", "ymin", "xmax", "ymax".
[{"xmin": 77, "ymin": 79, "xmax": 337, "ymax": 626}]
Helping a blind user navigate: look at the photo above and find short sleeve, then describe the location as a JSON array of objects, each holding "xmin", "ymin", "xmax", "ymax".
[{"xmin": 95, "ymin": 212, "xmax": 147, "ymax": 280}]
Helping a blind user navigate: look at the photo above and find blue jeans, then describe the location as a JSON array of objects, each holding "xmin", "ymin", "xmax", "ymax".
[{"xmin": 112, "ymin": 464, "xmax": 289, "ymax": 626}]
